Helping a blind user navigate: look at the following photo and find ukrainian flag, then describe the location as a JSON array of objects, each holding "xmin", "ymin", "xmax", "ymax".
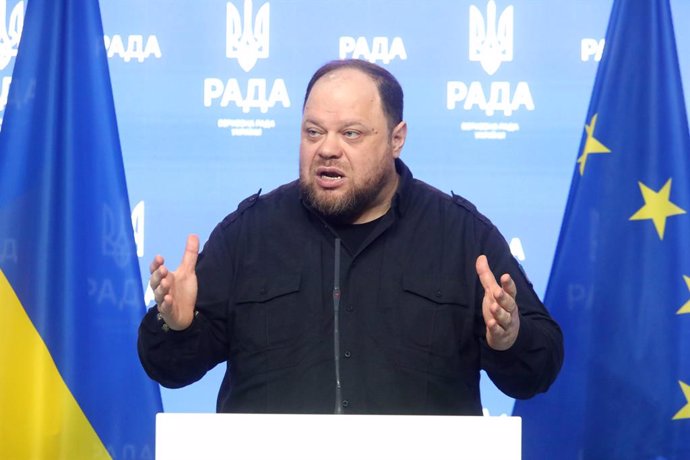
[
  {"xmin": 0, "ymin": 1, "xmax": 162, "ymax": 458},
  {"xmin": 514, "ymin": 0, "xmax": 690, "ymax": 458}
]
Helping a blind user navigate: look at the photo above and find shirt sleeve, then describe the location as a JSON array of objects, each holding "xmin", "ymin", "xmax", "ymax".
[
  {"xmin": 137, "ymin": 222, "xmax": 234, "ymax": 388},
  {"xmin": 478, "ymin": 226, "xmax": 564, "ymax": 399}
]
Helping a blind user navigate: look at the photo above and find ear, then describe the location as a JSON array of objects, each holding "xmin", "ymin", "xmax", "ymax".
[{"xmin": 390, "ymin": 121, "xmax": 407, "ymax": 159}]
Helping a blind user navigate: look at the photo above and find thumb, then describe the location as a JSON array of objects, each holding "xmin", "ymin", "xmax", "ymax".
[
  {"xmin": 475, "ymin": 254, "xmax": 498, "ymax": 292},
  {"xmin": 179, "ymin": 234, "xmax": 200, "ymax": 272}
]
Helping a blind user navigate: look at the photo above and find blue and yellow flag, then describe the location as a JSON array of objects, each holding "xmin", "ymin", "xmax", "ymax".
[
  {"xmin": 0, "ymin": 1, "xmax": 162, "ymax": 458},
  {"xmin": 513, "ymin": 0, "xmax": 690, "ymax": 458}
]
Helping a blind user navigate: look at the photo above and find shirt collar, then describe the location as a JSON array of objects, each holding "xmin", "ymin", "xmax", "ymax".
[{"xmin": 391, "ymin": 158, "xmax": 414, "ymax": 218}]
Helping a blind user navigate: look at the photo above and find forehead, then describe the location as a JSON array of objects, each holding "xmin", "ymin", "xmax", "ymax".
[{"xmin": 304, "ymin": 68, "xmax": 382, "ymax": 115}]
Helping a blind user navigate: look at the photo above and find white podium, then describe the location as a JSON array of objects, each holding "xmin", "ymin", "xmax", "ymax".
[{"xmin": 156, "ymin": 413, "xmax": 521, "ymax": 460}]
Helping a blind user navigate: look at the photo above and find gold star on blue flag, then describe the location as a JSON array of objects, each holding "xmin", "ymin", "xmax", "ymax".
[
  {"xmin": 678, "ymin": 276, "xmax": 690, "ymax": 315},
  {"xmin": 673, "ymin": 381, "xmax": 690, "ymax": 420},
  {"xmin": 514, "ymin": 1, "xmax": 690, "ymax": 458},
  {"xmin": 629, "ymin": 179, "xmax": 686, "ymax": 240},
  {"xmin": 577, "ymin": 113, "xmax": 611, "ymax": 175}
]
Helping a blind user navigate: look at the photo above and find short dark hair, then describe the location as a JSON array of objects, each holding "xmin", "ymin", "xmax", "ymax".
[{"xmin": 302, "ymin": 59, "xmax": 404, "ymax": 132}]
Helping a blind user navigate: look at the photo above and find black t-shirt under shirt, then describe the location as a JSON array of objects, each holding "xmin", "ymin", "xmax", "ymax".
[{"xmin": 330, "ymin": 216, "xmax": 384, "ymax": 254}]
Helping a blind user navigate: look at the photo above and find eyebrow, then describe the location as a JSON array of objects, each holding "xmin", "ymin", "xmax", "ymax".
[{"xmin": 302, "ymin": 118, "xmax": 370, "ymax": 130}]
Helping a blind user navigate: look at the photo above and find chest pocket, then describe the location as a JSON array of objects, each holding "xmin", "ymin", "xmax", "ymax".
[
  {"xmin": 233, "ymin": 272, "xmax": 304, "ymax": 353},
  {"xmin": 398, "ymin": 275, "xmax": 473, "ymax": 369}
]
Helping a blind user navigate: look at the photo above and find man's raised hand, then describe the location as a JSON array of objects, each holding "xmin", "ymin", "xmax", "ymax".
[
  {"xmin": 149, "ymin": 235, "xmax": 199, "ymax": 331},
  {"xmin": 475, "ymin": 255, "xmax": 520, "ymax": 351}
]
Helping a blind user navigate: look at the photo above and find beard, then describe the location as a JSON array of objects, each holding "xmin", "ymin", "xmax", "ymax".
[{"xmin": 299, "ymin": 160, "xmax": 394, "ymax": 224}]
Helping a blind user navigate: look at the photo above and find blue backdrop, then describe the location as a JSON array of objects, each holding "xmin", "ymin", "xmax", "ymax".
[{"xmin": 1, "ymin": 0, "xmax": 689, "ymax": 416}]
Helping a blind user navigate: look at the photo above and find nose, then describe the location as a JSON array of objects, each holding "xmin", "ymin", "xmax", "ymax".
[{"xmin": 317, "ymin": 133, "xmax": 342, "ymax": 160}]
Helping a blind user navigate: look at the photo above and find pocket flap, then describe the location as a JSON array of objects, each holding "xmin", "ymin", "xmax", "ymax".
[
  {"xmin": 402, "ymin": 275, "xmax": 468, "ymax": 306},
  {"xmin": 236, "ymin": 273, "xmax": 301, "ymax": 303}
]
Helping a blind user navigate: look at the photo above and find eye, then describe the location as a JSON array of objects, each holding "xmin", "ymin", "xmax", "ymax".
[
  {"xmin": 343, "ymin": 130, "xmax": 360, "ymax": 139},
  {"xmin": 305, "ymin": 127, "xmax": 321, "ymax": 138}
]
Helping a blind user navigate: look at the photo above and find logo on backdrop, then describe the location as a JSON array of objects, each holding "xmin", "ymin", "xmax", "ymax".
[
  {"xmin": 204, "ymin": 0, "xmax": 290, "ymax": 137},
  {"xmin": 0, "ymin": 0, "xmax": 24, "ymax": 123},
  {"xmin": 131, "ymin": 200, "xmax": 145, "ymax": 258},
  {"xmin": 447, "ymin": 0, "xmax": 533, "ymax": 140},
  {"xmin": 86, "ymin": 201, "xmax": 147, "ymax": 311},
  {"xmin": 0, "ymin": 0, "xmax": 22, "ymax": 71},
  {"xmin": 338, "ymin": 36, "xmax": 407, "ymax": 64},
  {"xmin": 226, "ymin": 0, "xmax": 269, "ymax": 72},
  {"xmin": 469, "ymin": 0, "xmax": 513, "ymax": 76},
  {"xmin": 104, "ymin": 35, "xmax": 162, "ymax": 63},
  {"xmin": 130, "ymin": 200, "xmax": 157, "ymax": 306},
  {"xmin": 581, "ymin": 38, "xmax": 604, "ymax": 62}
]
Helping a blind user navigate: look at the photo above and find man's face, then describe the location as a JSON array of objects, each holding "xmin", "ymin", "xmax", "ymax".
[{"xmin": 299, "ymin": 68, "xmax": 406, "ymax": 224}]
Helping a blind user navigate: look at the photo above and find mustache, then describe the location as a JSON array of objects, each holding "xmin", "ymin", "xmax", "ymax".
[{"xmin": 312, "ymin": 159, "xmax": 346, "ymax": 168}]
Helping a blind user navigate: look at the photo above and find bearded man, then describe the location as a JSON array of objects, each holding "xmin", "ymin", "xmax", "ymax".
[{"xmin": 138, "ymin": 59, "xmax": 563, "ymax": 415}]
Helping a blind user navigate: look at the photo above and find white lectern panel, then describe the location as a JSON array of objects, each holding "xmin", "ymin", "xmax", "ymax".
[{"xmin": 156, "ymin": 413, "xmax": 521, "ymax": 460}]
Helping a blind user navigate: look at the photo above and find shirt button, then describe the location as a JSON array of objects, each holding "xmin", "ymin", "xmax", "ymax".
[
  {"xmin": 342, "ymin": 400, "xmax": 350, "ymax": 408},
  {"xmin": 345, "ymin": 304, "xmax": 354, "ymax": 312},
  {"xmin": 344, "ymin": 351, "xmax": 351, "ymax": 358}
]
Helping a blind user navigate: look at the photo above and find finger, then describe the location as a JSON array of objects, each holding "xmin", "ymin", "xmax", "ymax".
[
  {"xmin": 149, "ymin": 268, "xmax": 161, "ymax": 290},
  {"xmin": 492, "ymin": 284, "xmax": 516, "ymax": 314},
  {"xmin": 154, "ymin": 279, "xmax": 169, "ymax": 305},
  {"xmin": 475, "ymin": 255, "xmax": 499, "ymax": 293},
  {"xmin": 487, "ymin": 320, "xmax": 505, "ymax": 337},
  {"xmin": 158, "ymin": 294, "xmax": 173, "ymax": 316},
  {"xmin": 149, "ymin": 255, "xmax": 164, "ymax": 274},
  {"xmin": 149, "ymin": 265, "xmax": 168, "ymax": 291},
  {"xmin": 179, "ymin": 234, "xmax": 200, "ymax": 273},
  {"xmin": 485, "ymin": 314, "xmax": 498, "ymax": 330},
  {"xmin": 500, "ymin": 273, "xmax": 517, "ymax": 301},
  {"xmin": 490, "ymin": 301, "xmax": 512, "ymax": 329}
]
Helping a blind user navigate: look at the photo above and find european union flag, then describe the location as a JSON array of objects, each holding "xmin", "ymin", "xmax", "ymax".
[
  {"xmin": 0, "ymin": 1, "xmax": 162, "ymax": 458},
  {"xmin": 513, "ymin": 0, "xmax": 690, "ymax": 458}
]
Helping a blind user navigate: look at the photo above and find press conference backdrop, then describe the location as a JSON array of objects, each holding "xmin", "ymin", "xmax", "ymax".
[{"xmin": 1, "ymin": 0, "xmax": 689, "ymax": 415}]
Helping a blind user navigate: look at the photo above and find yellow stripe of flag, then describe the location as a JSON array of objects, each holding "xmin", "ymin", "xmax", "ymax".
[{"xmin": 0, "ymin": 270, "xmax": 110, "ymax": 459}]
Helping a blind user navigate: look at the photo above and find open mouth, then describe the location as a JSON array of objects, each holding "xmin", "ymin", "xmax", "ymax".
[
  {"xmin": 316, "ymin": 166, "xmax": 346, "ymax": 188},
  {"xmin": 316, "ymin": 167, "xmax": 346, "ymax": 184},
  {"xmin": 319, "ymin": 171, "xmax": 343, "ymax": 180}
]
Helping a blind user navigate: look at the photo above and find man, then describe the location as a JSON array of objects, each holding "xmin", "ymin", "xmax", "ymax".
[{"xmin": 138, "ymin": 59, "xmax": 563, "ymax": 415}]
